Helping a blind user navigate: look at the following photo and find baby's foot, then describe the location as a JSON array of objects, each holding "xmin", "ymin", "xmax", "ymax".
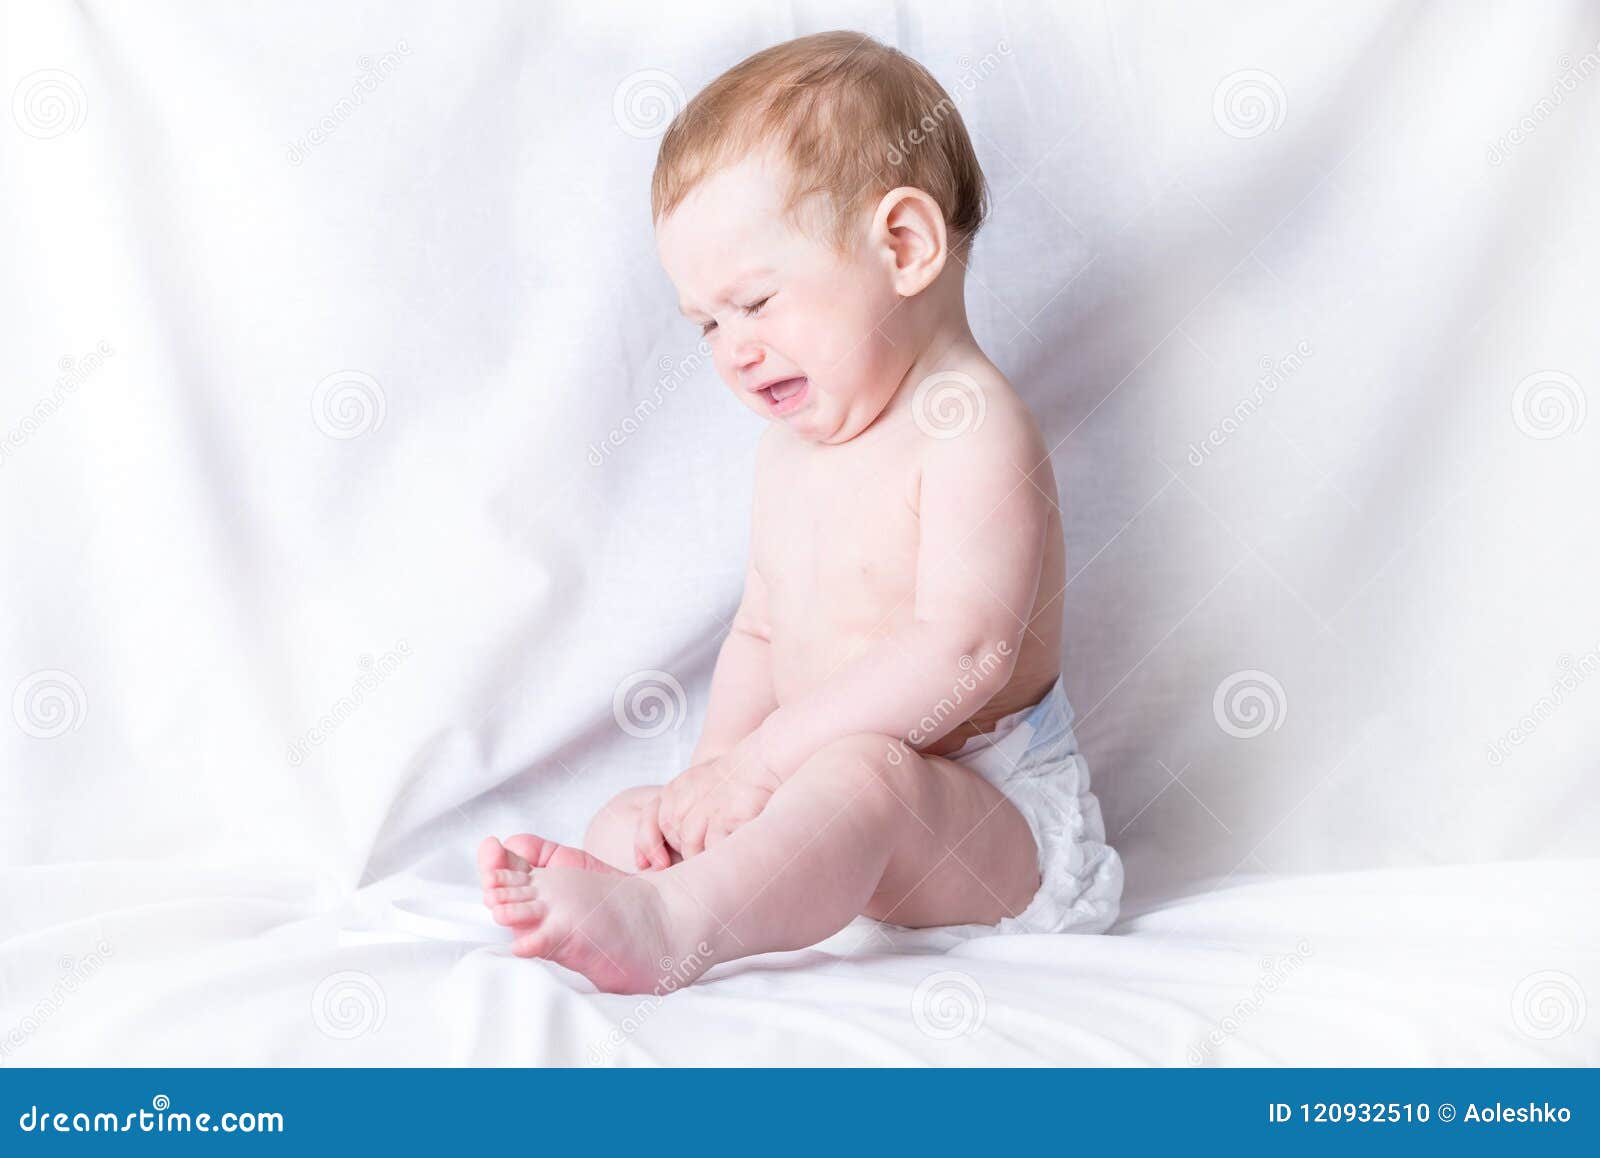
[
  {"xmin": 479, "ymin": 835, "xmax": 623, "ymax": 937},
  {"xmin": 479, "ymin": 833, "xmax": 623, "ymax": 878},
  {"xmin": 496, "ymin": 864, "xmax": 706, "ymax": 995}
]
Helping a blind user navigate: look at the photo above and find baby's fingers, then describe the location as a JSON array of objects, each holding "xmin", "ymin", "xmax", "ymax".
[
  {"xmin": 704, "ymin": 811, "xmax": 738, "ymax": 851},
  {"xmin": 634, "ymin": 795, "xmax": 671, "ymax": 871},
  {"xmin": 678, "ymin": 803, "xmax": 711, "ymax": 859}
]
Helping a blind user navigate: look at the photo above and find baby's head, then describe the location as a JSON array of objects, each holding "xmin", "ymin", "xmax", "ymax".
[{"xmin": 653, "ymin": 32, "xmax": 988, "ymax": 443}]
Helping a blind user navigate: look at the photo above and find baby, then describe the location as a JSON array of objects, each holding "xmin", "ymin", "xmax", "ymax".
[{"xmin": 478, "ymin": 31, "xmax": 1123, "ymax": 993}]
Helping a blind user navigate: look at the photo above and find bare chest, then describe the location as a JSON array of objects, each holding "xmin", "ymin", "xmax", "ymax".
[{"xmin": 752, "ymin": 435, "xmax": 922, "ymax": 639}]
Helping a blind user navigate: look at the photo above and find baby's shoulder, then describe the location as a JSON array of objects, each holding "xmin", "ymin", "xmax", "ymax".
[{"xmin": 913, "ymin": 363, "xmax": 1047, "ymax": 469}]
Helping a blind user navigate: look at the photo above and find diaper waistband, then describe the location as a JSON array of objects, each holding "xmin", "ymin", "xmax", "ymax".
[{"xmin": 945, "ymin": 674, "xmax": 1071, "ymax": 764}]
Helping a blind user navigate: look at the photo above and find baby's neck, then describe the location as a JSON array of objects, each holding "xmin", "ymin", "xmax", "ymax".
[{"xmin": 882, "ymin": 273, "xmax": 986, "ymax": 418}]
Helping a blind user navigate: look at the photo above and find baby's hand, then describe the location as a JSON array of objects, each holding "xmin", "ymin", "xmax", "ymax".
[{"xmin": 654, "ymin": 744, "xmax": 780, "ymax": 861}]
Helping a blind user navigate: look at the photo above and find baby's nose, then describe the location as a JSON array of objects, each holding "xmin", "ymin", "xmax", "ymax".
[{"xmin": 733, "ymin": 342, "xmax": 764, "ymax": 371}]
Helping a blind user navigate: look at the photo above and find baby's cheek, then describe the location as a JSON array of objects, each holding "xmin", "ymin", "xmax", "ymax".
[
  {"xmin": 806, "ymin": 301, "xmax": 878, "ymax": 370},
  {"xmin": 825, "ymin": 318, "xmax": 897, "ymax": 395}
]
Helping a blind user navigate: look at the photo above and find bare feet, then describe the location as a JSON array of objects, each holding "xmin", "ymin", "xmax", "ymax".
[
  {"xmin": 478, "ymin": 835, "xmax": 706, "ymax": 994},
  {"xmin": 480, "ymin": 833, "xmax": 623, "ymax": 877}
]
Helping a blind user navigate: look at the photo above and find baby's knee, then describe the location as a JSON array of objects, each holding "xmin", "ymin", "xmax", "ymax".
[
  {"xmin": 792, "ymin": 733, "xmax": 916, "ymax": 809},
  {"xmin": 599, "ymin": 784, "xmax": 662, "ymax": 814}
]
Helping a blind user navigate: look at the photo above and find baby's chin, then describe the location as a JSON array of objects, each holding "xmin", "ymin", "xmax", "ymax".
[{"xmin": 780, "ymin": 396, "xmax": 886, "ymax": 446}]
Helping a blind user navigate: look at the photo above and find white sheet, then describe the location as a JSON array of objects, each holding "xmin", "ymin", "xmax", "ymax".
[
  {"xmin": 5, "ymin": 856, "xmax": 1595, "ymax": 1065},
  {"xmin": 3, "ymin": 0, "xmax": 1596, "ymax": 1065}
]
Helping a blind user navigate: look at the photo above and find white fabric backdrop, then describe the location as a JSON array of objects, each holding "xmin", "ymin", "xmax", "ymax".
[{"xmin": 2, "ymin": 0, "xmax": 1596, "ymax": 1065}]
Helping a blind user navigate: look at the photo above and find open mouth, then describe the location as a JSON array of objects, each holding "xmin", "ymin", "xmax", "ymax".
[{"xmin": 757, "ymin": 376, "xmax": 810, "ymax": 415}]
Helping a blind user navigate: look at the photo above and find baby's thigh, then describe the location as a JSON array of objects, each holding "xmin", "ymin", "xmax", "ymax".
[
  {"xmin": 861, "ymin": 749, "xmax": 1039, "ymax": 929},
  {"xmin": 583, "ymin": 785, "xmax": 661, "ymax": 866}
]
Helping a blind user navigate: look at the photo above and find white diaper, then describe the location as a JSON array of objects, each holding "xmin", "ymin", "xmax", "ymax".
[{"xmin": 883, "ymin": 675, "xmax": 1124, "ymax": 940}]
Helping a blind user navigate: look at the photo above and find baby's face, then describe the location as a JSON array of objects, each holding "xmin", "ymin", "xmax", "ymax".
[{"xmin": 656, "ymin": 150, "xmax": 910, "ymax": 444}]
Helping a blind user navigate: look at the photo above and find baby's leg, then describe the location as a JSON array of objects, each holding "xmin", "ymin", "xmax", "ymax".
[
  {"xmin": 491, "ymin": 734, "xmax": 1038, "ymax": 993},
  {"xmin": 658, "ymin": 733, "xmax": 1039, "ymax": 949},
  {"xmin": 582, "ymin": 785, "xmax": 662, "ymax": 868}
]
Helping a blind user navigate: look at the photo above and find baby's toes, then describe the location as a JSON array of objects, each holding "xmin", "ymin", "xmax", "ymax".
[
  {"xmin": 479, "ymin": 870, "xmax": 531, "ymax": 916},
  {"xmin": 493, "ymin": 897, "xmax": 546, "ymax": 928},
  {"xmin": 480, "ymin": 866, "xmax": 531, "ymax": 890},
  {"xmin": 476, "ymin": 836, "xmax": 509, "ymax": 877}
]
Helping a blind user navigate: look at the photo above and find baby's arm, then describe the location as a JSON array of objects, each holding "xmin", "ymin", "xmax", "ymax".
[
  {"xmin": 751, "ymin": 412, "xmax": 1050, "ymax": 780},
  {"xmin": 634, "ymin": 560, "xmax": 777, "ymax": 867},
  {"xmin": 690, "ymin": 560, "xmax": 778, "ymax": 764}
]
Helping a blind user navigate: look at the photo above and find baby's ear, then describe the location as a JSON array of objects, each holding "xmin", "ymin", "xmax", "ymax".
[{"xmin": 871, "ymin": 186, "xmax": 948, "ymax": 296}]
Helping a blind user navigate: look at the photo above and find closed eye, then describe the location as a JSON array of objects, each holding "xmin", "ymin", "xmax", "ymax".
[{"xmin": 695, "ymin": 294, "xmax": 771, "ymax": 336}]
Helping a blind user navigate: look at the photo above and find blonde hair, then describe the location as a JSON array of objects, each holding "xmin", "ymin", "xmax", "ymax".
[{"xmin": 651, "ymin": 31, "xmax": 988, "ymax": 256}]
